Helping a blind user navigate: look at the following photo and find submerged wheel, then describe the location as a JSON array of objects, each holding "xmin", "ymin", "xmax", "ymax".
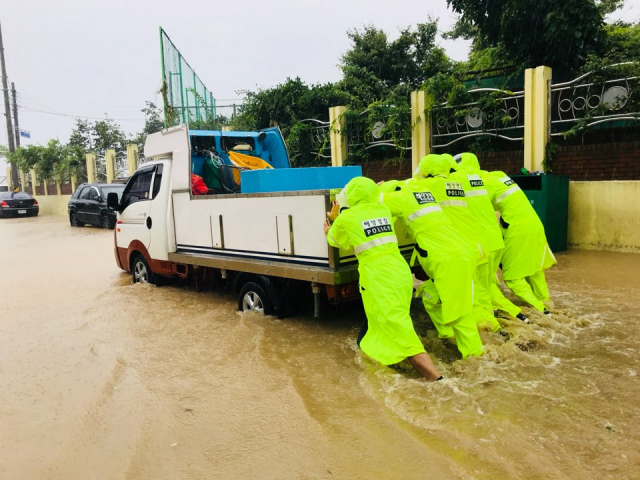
[
  {"xmin": 132, "ymin": 254, "xmax": 154, "ymax": 284},
  {"xmin": 101, "ymin": 214, "xmax": 113, "ymax": 229},
  {"xmin": 238, "ymin": 282, "xmax": 272, "ymax": 315},
  {"xmin": 70, "ymin": 211, "xmax": 84, "ymax": 227}
]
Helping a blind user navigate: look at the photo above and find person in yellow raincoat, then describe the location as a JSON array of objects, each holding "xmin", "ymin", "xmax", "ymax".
[
  {"xmin": 378, "ymin": 180, "xmax": 483, "ymax": 359},
  {"xmin": 459, "ymin": 154, "xmax": 556, "ymax": 313},
  {"xmin": 416, "ymin": 155, "xmax": 500, "ymax": 332},
  {"xmin": 451, "ymin": 153, "xmax": 530, "ymax": 324},
  {"xmin": 324, "ymin": 176, "xmax": 442, "ymax": 381}
]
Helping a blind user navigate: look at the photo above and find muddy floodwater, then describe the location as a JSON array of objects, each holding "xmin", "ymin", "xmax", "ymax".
[{"xmin": 1, "ymin": 216, "xmax": 639, "ymax": 479}]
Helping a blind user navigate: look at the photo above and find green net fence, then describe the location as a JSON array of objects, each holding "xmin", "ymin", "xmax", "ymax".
[{"xmin": 160, "ymin": 27, "xmax": 216, "ymax": 127}]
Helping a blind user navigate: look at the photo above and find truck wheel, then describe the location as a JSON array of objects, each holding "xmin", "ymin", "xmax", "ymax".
[
  {"xmin": 238, "ymin": 282, "xmax": 272, "ymax": 315},
  {"xmin": 132, "ymin": 254, "xmax": 155, "ymax": 284}
]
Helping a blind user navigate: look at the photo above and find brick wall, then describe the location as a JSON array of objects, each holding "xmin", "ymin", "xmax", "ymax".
[
  {"xmin": 476, "ymin": 150, "xmax": 525, "ymax": 175},
  {"xmin": 551, "ymin": 141, "xmax": 640, "ymax": 180},
  {"xmin": 359, "ymin": 159, "xmax": 412, "ymax": 183},
  {"xmin": 359, "ymin": 140, "xmax": 640, "ymax": 181}
]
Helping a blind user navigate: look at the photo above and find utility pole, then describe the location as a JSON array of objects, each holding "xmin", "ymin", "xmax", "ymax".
[
  {"xmin": 0, "ymin": 20, "xmax": 19, "ymax": 188},
  {"xmin": 11, "ymin": 82, "xmax": 19, "ymax": 148}
]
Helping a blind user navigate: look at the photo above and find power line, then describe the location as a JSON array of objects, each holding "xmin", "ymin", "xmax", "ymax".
[
  {"xmin": 19, "ymin": 107, "xmax": 144, "ymax": 122},
  {"xmin": 17, "ymin": 94, "xmax": 155, "ymax": 113}
]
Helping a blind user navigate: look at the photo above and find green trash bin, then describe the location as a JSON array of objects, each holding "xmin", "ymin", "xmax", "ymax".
[{"xmin": 510, "ymin": 174, "xmax": 569, "ymax": 252}]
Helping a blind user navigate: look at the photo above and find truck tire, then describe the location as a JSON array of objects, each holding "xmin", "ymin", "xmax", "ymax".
[
  {"xmin": 238, "ymin": 282, "xmax": 272, "ymax": 315},
  {"xmin": 132, "ymin": 254, "xmax": 155, "ymax": 285}
]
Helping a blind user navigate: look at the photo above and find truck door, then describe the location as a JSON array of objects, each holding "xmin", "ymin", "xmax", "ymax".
[{"xmin": 118, "ymin": 165, "xmax": 156, "ymax": 255}]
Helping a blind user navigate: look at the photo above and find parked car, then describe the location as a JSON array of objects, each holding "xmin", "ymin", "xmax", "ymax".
[
  {"xmin": 0, "ymin": 191, "xmax": 39, "ymax": 217},
  {"xmin": 68, "ymin": 183, "xmax": 126, "ymax": 229}
]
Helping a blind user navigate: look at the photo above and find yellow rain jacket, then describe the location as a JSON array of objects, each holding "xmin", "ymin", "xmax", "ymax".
[
  {"xmin": 380, "ymin": 183, "xmax": 483, "ymax": 358},
  {"xmin": 480, "ymin": 171, "xmax": 556, "ymax": 281},
  {"xmin": 327, "ymin": 177, "xmax": 426, "ymax": 365},
  {"xmin": 416, "ymin": 155, "xmax": 488, "ymax": 262}
]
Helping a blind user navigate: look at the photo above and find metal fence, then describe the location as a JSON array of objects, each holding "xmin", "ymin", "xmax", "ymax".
[
  {"xmin": 431, "ymin": 87, "xmax": 525, "ymax": 150},
  {"xmin": 550, "ymin": 63, "xmax": 640, "ymax": 137},
  {"xmin": 347, "ymin": 107, "xmax": 412, "ymax": 158},
  {"xmin": 298, "ymin": 118, "xmax": 332, "ymax": 159},
  {"xmin": 160, "ymin": 27, "xmax": 217, "ymax": 126}
]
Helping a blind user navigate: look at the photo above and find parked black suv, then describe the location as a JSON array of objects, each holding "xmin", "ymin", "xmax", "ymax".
[{"xmin": 68, "ymin": 183, "xmax": 125, "ymax": 229}]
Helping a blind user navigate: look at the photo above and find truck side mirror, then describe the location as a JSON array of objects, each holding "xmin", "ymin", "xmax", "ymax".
[{"xmin": 107, "ymin": 192, "xmax": 122, "ymax": 212}]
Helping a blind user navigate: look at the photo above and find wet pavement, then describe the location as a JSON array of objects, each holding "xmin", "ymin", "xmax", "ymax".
[{"xmin": 1, "ymin": 216, "xmax": 639, "ymax": 479}]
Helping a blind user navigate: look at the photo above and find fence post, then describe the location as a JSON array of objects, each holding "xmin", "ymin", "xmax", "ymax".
[
  {"xmin": 222, "ymin": 126, "xmax": 233, "ymax": 132},
  {"xmin": 105, "ymin": 149, "xmax": 116, "ymax": 183},
  {"xmin": 71, "ymin": 173, "xmax": 77, "ymax": 192},
  {"xmin": 411, "ymin": 91, "xmax": 432, "ymax": 174},
  {"xmin": 86, "ymin": 153, "xmax": 96, "ymax": 183},
  {"xmin": 30, "ymin": 169, "xmax": 37, "ymax": 195},
  {"xmin": 524, "ymin": 66, "xmax": 552, "ymax": 172},
  {"xmin": 19, "ymin": 169, "xmax": 26, "ymax": 192},
  {"xmin": 329, "ymin": 106, "xmax": 348, "ymax": 167},
  {"xmin": 55, "ymin": 174, "xmax": 62, "ymax": 195},
  {"xmin": 126, "ymin": 144, "xmax": 139, "ymax": 177}
]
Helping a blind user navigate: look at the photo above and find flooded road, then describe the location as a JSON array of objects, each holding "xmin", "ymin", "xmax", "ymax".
[{"xmin": 1, "ymin": 216, "xmax": 639, "ymax": 479}]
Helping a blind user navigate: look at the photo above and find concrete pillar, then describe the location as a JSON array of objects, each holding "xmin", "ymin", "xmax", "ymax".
[
  {"xmin": 524, "ymin": 66, "xmax": 552, "ymax": 172},
  {"xmin": 31, "ymin": 169, "xmax": 38, "ymax": 195},
  {"xmin": 6, "ymin": 166, "xmax": 11, "ymax": 190},
  {"xmin": 329, "ymin": 106, "xmax": 348, "ymax": 167},
  {"xmin": 19, "ymin": 170, "xmax": 26, "ymax": 192},
  {"xmin": 411, "ymin": 91, "xmax": 432, "ymax": 174},
  {"xmin": 71, "ymin": 173, "xmax": 77, "ymax": 192},
  {"xmin": 55, "ymin": 174, "xmax": 62, "ymax": 196},
  {"xmin": 126, "ymin": 144, "xmax": 139, "ymax": 177},
  {"xmin": 222, "ymin": 126, "xmax": 233, "ymax": 132},
  {"xmin": 105, "ymin": 149, "xmax": 116, "ymax": 184},
  {"xmin": 86, "ymin": 153, "xmax": 96, "ymax": 183}
]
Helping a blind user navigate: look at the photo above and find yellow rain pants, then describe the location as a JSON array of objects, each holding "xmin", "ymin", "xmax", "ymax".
[{"xmin": 416, "ymin": 280, "xmax": 483, "ymax": 359}]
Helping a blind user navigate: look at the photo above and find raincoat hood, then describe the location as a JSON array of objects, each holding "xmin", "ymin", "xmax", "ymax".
[
  {"xmin": 460, "ymin": 152, "xmax": 481, "ymax": 171},
  {"xmin": 378, "ymin": 180, "xmax": 403, "ymax": 194},
  {"xmin": 420, "ymin": 154, "xmax": 450, "ymax": 177},
  {"xmin": 441, "ymin": 153, "xmax": 457, "ymax": 172},
  {"xmin": 336, "ymin": 187, "xmax": 349, "ymax": 209},
  {"xmin": 345, "ymin": 176, "xmax": 379, "ymax": 207}
]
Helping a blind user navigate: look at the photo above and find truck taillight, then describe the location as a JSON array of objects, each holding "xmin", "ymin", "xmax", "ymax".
[
  {"xmin": 1, "ymin": 201, "xmax": 8, "ymax": 207},
  {"xmin": 339, "ymin": 283, "xmax": 358, "ymax": 299}
]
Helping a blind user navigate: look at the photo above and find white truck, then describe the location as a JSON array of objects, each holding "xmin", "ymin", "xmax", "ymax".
[{"xmin": 108, "ymin": 125, "xmax": 414, "ymax": 317}]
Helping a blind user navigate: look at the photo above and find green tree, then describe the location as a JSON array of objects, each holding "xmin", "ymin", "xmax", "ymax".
[
  {"xmin": 141, "ymin": 101, "xmax": 164, "ymax": 136},
  {"xmin": 445, "ymin": 0, "xmax": 609, "ymax": 71},
  {"xmin": 56, "ymin": 145, "xmax": 87, "ymax": 179},
  {"xmin": 339, "ymin": 21, "xmax": 452, "ymax": 106},
  {"xmin": 11, "ymin": 145, "xmax": 44, "ymax": 173},
  {"xmin": 92, "ymin": 118, "xmax": 126, "ymax": 152},
  {"xmin": 36, "ymin": 140, "xmax": 65, "ymax": 181},
  {"xmin": 68, "ymin": 119, "xmax": 93, "ymax": 151}
]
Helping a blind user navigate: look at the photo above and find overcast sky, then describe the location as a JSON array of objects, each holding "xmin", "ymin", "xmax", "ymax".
[
  {"xmin": 1, "ymin": 0, "xmax": 639, "ymax": 179},
  {"xmin": 0, "ymin": 0, "xmax": 472, "ymax": 152}
]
